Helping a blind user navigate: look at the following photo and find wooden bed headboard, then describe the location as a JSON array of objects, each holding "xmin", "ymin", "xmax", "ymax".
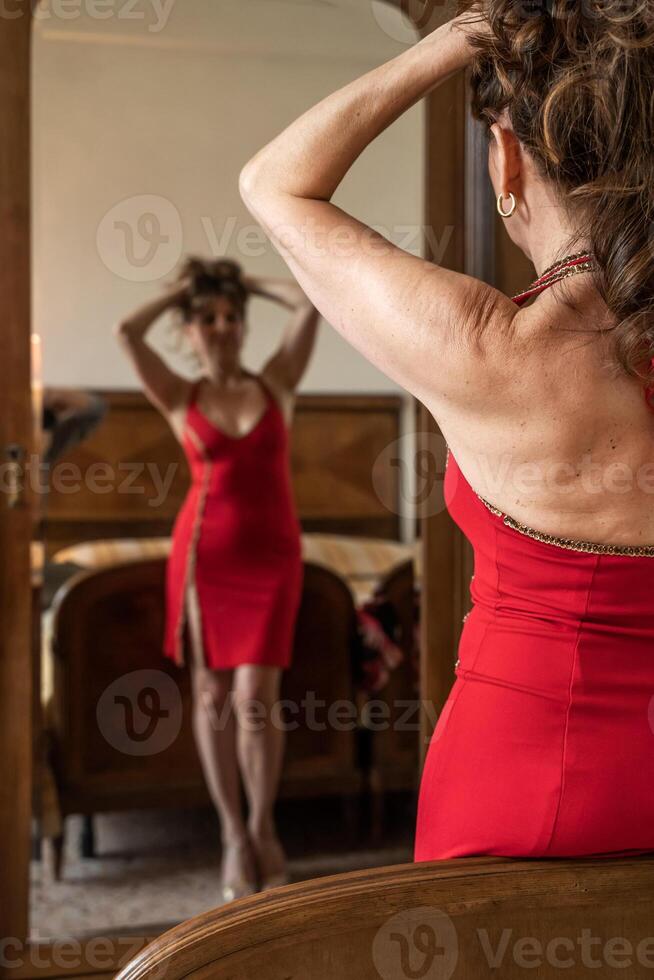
[{"xmin": 43, "ymin": 390, "xmax": 403, "ymax": 555}]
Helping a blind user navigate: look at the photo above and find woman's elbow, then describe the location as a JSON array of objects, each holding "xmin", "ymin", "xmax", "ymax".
[
  {"xmin": 113, "ymin": 319, "xmax": 134, "ymax": 343},
  {"xmin": 239, "ymin": 161, "xmax": 264, "ymax": 211},
  {"xmin": 239, "ymin": 161, "xmax": 283, "ymax": 229}
]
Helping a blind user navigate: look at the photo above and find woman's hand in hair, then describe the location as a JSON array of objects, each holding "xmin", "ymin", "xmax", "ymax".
[
  {"xmin": 213, "ymin": 259, "xmax": 244, "ymax": 283},
  {"xmin": 115, "ymin": 282, "xmax": 188, "ymax": 342}
]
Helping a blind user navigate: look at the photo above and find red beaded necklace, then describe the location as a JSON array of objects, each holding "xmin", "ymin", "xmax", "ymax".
[
  {"xmin": 512, "ymin": 251, "xmax": 654, "ymax": 410},
  {"xmin": 511, "ymin": 251, "xmax": 596, "ymax": 307}
]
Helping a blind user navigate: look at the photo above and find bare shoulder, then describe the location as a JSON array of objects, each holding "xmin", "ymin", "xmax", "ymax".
[
  {"xmin": 417, "ymin": 270, "xmax": 529, "ymax": 414},
  {"xmin": 430, "ymin": 286, "xmax": 618, "ymax": 472}
]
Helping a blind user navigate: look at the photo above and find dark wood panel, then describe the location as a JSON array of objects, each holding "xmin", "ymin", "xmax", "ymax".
[
  {"xmin": 44, "ymin": 391, "xmax": 402, "ymax": 553},
  {"xmin": 418, "ymin": 62, "xmax": 469, "ymax": 758},
  {"xmin": 45, "ymin": 391, "xmax": 188, "ymax": 531},
  {"xmin": 0, "ymin": 8, "xmax": 33, "ymax": 944},
  {"xmin": 289, "ymin": 396, "xmax": 401, "ymax": 528}
]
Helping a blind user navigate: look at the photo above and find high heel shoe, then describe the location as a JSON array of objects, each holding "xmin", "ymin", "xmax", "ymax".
[
  {"xmin": 221, "ymin": 879, "xmax": 258, "ymax": 903},
  {"xmin": 250, "ymin": 833, "xmax": 291, "ymax": 892},
  {"xmin": 220, "ymin": 837, "xmax": 258, "ymax": 903},
  {"xmin": 260, "ymin": 870, "xmax": 291, "ymax": 892}
]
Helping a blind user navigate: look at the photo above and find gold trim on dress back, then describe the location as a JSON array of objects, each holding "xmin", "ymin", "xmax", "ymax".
[{"xmin": 446, "ymin": 448, "xmax": 654, "ymax": 557}]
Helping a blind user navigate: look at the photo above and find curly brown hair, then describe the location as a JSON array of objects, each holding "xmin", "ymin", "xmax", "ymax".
[
  {"xmin": 456, "ymin": 0, "xmax": 654, "ymax": 383},
  {"xmin": 173, "ymin": 255, "xmax": 249, "ymax": 321}
]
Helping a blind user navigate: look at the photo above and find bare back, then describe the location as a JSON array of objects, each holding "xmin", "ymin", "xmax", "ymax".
[{"xmin": 435, "ymin": 278, "xmax": 654, "ymax": 548}]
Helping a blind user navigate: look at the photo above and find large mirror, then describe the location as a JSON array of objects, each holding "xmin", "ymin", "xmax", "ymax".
[{"xmin": 30, "ymin": 0, "xmax": 427, "ymax": 942}]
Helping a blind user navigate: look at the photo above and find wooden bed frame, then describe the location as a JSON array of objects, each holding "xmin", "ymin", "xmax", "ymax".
[{"xmin": 114, "ymin": 856, "xmax": 654, "ymax": 980}]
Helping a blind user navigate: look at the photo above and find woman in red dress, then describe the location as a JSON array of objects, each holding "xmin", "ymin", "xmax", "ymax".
[
  {"xmin": 239, "ymin": 2, "xmax": 654, "ymax": 862},
  {"xmin": 116, "ymin": 258, "xmax": 319, "ymax": 898}
]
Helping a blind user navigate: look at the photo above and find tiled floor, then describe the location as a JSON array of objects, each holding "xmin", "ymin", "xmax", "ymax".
[{"xmin": 30, "ymin": 793, "xmax": 416, "ymax": 940}]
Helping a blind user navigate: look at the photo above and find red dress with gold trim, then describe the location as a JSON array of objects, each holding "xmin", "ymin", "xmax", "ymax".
[
  {"xmin": 414, "ymin": 255, "xmax": 654, "ymax": 861},
  {"xmin": 163, "ymin": 376, "xmax": 303, "ymax": 670}
]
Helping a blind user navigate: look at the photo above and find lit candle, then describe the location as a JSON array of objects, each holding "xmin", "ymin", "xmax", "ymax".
[{"xmin": 31, "ymin": 333, "xmax": 44, "ymax": 456}]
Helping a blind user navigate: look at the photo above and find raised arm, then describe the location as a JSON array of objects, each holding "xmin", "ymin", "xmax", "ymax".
[
  {"xmin": 244, "ymin": 275, "xmax": 320, "ymax": 391},
  {"xmin": 239, "ymin": 14, "xmax": 517, "ymax": 416},
  {"xmin": 114, "ymin": 282, "xmax": 191, "ymax": 415}
]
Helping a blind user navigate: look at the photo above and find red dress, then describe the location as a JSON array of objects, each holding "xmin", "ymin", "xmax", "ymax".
[
  {"xmin": 164, "ymin": 376, "xmax": 303, "ymax": 671},
  {"xmin": 414, "ymin": 259, "xmax": 654, "ymax": 861}
]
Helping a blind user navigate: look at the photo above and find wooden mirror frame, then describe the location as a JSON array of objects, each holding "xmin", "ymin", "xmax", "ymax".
[{"xmin": 0, "ymin": 0, "xmax": 488, "ymax": 970}]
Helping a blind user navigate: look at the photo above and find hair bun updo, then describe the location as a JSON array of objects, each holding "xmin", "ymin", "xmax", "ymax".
[
  {"xmin": 457, "ymin": 0, "xmax": 654, "ymax": 384},
  {"xmin": 174, "ymin": 255, "xmax": 249, "ymax": 321}
]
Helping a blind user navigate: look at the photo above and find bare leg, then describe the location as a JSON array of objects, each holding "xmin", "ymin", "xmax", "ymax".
[
  {"xmin": 232, "ymin": 664, "xmax": 289, "ymax": 887},
  {"xmin": 187, "ymin": 582, "xmax": 256, "ymax": 895}
]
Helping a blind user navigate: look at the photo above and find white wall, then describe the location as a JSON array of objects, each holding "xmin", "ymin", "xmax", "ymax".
[
  {"xmin": 33, "ymin": 0, "xmax": 424, "ymax": 393},
  {"xmin": 32, "ymin": 0, "xmax": 425, "ymax": 538}
]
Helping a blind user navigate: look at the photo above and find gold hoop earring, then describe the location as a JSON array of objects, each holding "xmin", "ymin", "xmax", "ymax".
[{"xmin": 497, "ymin": 192, "xmax": 517, "ymax": 218}]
